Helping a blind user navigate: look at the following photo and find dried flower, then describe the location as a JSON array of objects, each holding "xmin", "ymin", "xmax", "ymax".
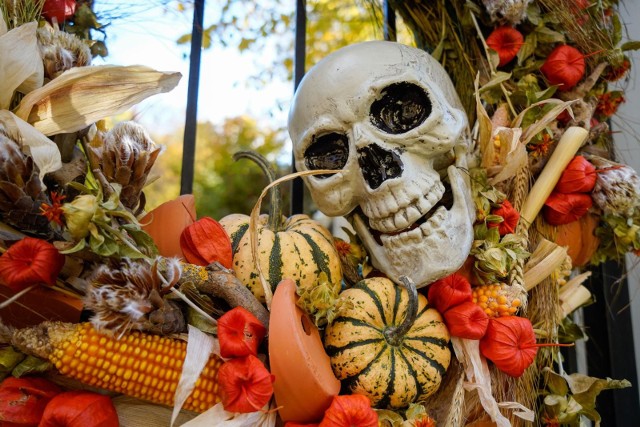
[
  {"xmin": 555, "ymin": 156, "xmax": 597, "ymax": 194},
  {"xmin": 544, "ymin": 192, "xmax": 592, "ymax": 225},
  {"xmin": 527, "ymin": 132, "xmax": 554, "ymax": 158},
  {"xmin": 488, "ymin": 200, "xmax": 520, "ymax": 235},
  {"xmin": 595, "ymin": 91, "xmax": 625, "ymax": 119},
  {"xmin": 0, "ymin": 237, "xmax": 65, "ymax": 291},
  {"xmin": 479, "ymin": 316, "xmax": 538, "ymax": 377},
  {"xmin": 444, "ymin": 302, "xmax": 490, "ymax": 339},
  {"xmin": 540, "ymin": 45, "xmax": 586, "ymax": 91},
  {"xmin": 486, "ymin": 26, "xmax": 524, "ymax": 67},
  {"xmin": 217, "ymin": 307, "xmax": 267, "ymax": 358},
  {"xmin": 217, "ymin": 355, "xmax": 274, "ymax": 413},
  {"xmin": 61, "ymin": 194, "xmax": 99, "ymax": 239},
  {"xmin": 604, "ymin": 57, "xmax": 631, "ymax": 82},
  {"xmin": 589, "ymin": 155, "xmax": 640, "ymax": 216},
  {"xmin": 319, "ymin": 394, "xmax": 378, "ymax": 427},
  {"xmin": 296, "ymin": 271, "xmax": 345, "ymax": 328},
  {"xmin": 40, "ymin": 192, "xmax": 66, "ymax": 226},
  {"xmin": 427, "ymin": 273, "xmax": 472, "ymax": 313}
]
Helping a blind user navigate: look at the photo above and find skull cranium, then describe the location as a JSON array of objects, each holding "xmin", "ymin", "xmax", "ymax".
[{"xmin": 288, "ymin": 41, "xmax": 475, "ymax": 287}]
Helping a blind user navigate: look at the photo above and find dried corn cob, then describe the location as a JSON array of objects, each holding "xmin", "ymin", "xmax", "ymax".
[
  {"xmin": 471, "ymin": 283, "xmax": 521, "ymax": 318},
  {"xmin": 12, "ymin": 322, "xmax": 222, "ymax": 412}
]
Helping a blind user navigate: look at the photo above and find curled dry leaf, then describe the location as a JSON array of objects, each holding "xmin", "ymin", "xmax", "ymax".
[
  {"xmin": 14, "ymin": 65, "xmax": 181, "ymax": 136},
  {"xmin": 0, "ymin": 22, "xmax": 44, "ymax": 109}
]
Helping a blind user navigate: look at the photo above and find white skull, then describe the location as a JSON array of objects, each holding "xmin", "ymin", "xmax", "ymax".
[{"xmin": 288, "ymin": 41, "xmax": 475, "ymax": 287}]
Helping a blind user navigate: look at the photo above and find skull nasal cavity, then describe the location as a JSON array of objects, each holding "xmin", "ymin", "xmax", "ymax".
[
  {"xmin": 357, "ymin": 144, "xmax": 403, "ymax": 190},
  {"xmin": 370, "ymin": 82, "xmax": 431, "ymax": 134}
]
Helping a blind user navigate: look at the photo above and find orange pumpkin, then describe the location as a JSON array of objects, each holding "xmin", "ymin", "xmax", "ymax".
[
  {"xmin": 554, "ymin": 213, "xmax": 600, "ymax": 267},
  {"xmin": 141, "ymin": 194, "xmax": 196, "ymax": 259}
]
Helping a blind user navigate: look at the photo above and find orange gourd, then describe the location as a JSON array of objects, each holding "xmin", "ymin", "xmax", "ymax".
[{"xmin": 554, "ymin": 213, "xmax": 600, "ymax": 267}]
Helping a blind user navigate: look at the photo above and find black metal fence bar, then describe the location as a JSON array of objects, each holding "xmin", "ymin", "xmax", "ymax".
[
  {"xmin": 180, "ymin": 0, "xmax": 205, "ymax": 195},
  {"xmin": 290, "ymin": 0, "xmax": 307, "ymax": 215}
]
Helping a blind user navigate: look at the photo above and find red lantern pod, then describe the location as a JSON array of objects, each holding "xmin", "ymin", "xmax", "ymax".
[
  {"xmin": 486, "ymin": 27, "xmax": 524, "ymax": 67},
  {"xmin": 218, "ymin": 355, "xmax": 275, "ymax": 413},
  {"xmin": 319, "ymin": 394, "xmax": 379, "ymax": 427},
  {"xmin": 0, "ymin": 376, "xmax": 62, "ymax": 426},
  {"xmin": 543, "ymin": 192, "xmax": 593, "ymax": 225},
  {"xmin": 180, "ymin": 216, "xmax": 234, "ymax": 268},
  {"xmin": 443, "ymin": 302, "xmax": 490, "ymax": 340},
  {"xmin": 488, "ymin": 200, "xmax": 520, "ymax": 235},
  {"xmin": 427, "ymin": 273, "xmax": 473, "ymax": 313},
  {"xmin": 39, "ymin": 391, "xmax": 119, "ymax": 427},
  {"xmin": 555, "ymin": 156, "xmax": 597, "ymax": 193},
  {"xmin": 540, "ymin": 45, "xmax": 586, "ymax": 91},
  {"xmin": 479, "ymin": 317, "xmax": 538, "ymax": 377},
  {"xmin": 0, "ymin": 237, "xmax": 65, "ymax": 292},
  {"xmin": 217, "ymin": 306, "xmax": 267, "ymax": 358}
]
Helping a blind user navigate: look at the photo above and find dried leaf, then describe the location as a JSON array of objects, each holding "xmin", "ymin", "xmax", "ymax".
[
  {"xmin": 14, "ymin": 65, "xmax": 181, "ymax": 135},
  {"xmin": 171, "ymin": 325, "xmax": 216, "ymax": 426},
  {"xmin": 0, "ymin": 22, "xmax": 44, "ymax": 109},
  {"xmin": 0, "ymin": 111, "xmax": 62, "ymax": 180},
  {"xmin": 0, "ymin": 16, "xmax": 7, "ymax": 36},
  {"xmin": 181, "ymin": 401, "xmax": 276, "ymax": 427}
]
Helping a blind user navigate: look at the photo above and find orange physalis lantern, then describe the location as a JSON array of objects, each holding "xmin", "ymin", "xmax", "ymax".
[
  {"xmin": 217, "ymin": 306, "xmax": 267, "ymax": 358},
  {"xmin": 555, "ymin": 156, "xmax": 597, "ymax": 193},
  {"xmin": 540, "ymin": 45, "xmax": 586, "ymax": 91},
  {"xmin": 180, "ymin": 216, "xmax": 233, "ymax": 268},
  {"xmin": 218, "ymin": 355, "xmax": 275, "ymax": 413},
  {"xmin": 0, "ymin": 237, "xmax": 65, "ymax": 292},
  {"xmin": 479, "ymin": 316, "xmax": 538, "ymax": 377},
  {"xmin": 486, "ymin": 27, "xmax": 524, "ymax": 67},
  {"xmin": 39, "ymin": 391, "xmax": 119, "ymax": 427},
  {"xmin": 543, "ymin": 192, "xmax": 592, "ymax": 225},
  {"xmin": 319, "ymin": 394, "xmax": 378, "ymax": 427},
  {"xmin": 427, "ymin": 273, "xmax": 473, "ymax": 313},
  {"xmin": 443, "ymin": 302, "xmax": 490, "ymax": 340}
]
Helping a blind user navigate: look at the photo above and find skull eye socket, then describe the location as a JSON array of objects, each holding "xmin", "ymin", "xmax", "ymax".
[
  {"xmin": 304, "ymin": 132, "xmax": 349, "ymax": 178},
  {"xmin": 370, "ymin": 82, "xmax": 431, "ymax": 134}
]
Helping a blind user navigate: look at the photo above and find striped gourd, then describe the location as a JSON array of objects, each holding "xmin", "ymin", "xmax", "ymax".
[
  {"xmin": 324, "ymin": 276, "xmax": 450, "ymax": 409},
  {"xmin": 219, "ymin": 151, "xmax": 341, "ymax": 303}
]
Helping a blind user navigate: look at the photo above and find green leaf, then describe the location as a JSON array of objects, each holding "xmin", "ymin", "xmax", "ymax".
[
  {"xmin": 518, "ymin": 33, "xmax": 537, "ymax": 65},
  {"xmin": 535, "ymin": 27, "xmax": 565, "ymax": 44},
  {"xmin": 480, "ymin": 71, "xmax": 512, "ymax": 92},
  {"xmin": 612, "ymin": 14, "xmax": 622, "ymax": 46},
  {"xmin": 12, "ymin": 355, "xmax": 52, "ymax": 377},
  {"xmin": 544, "ymin": 367, "xmax": 569, "ymax": 396},
  {"xmin": 187, "ymin": 307, "xmax": 217, "ymax": 334},
  {"xmin": 375, "ymin": 409, "xmax": 404, "ymax": 426},
  {"xmin": 621, "ymin": 41, "xmax": 640, "ymax": 51},
  {"xmin": 526, "ymin": 3, "xmax": 541, "ymax": 25},
  {"xmin": 0, "ymin": 347, "xmax": 25, "ymax": 379}
]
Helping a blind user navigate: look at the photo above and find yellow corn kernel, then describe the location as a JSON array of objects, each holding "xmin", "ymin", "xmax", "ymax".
[
  {"xmin": 472, "ymin": 283, "xmax": 521, "ymax": 318},
  {"xmin": 47, "ymin": 323, "xmax": 223, "ymax": 412}
]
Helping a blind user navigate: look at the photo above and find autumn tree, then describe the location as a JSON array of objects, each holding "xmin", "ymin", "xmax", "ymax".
[{"xmin": 145, "ymin": 116, "xmax": 288, "ymax": 220}]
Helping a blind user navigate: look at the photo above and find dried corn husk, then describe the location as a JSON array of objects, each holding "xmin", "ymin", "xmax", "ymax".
[
  {"xmin": 0, "ymin": 21, "xmax": 44, "ymax": 109},
  {"xmin": 14, "ymin": 65, "xmax": 181, "ymax": 135},
  {"xmin": 523, "ymin": 238, "xmax": 568, "ymax": 291},
  {"xmin": 0, "ymin": 14, "xmax": 7, "ymax": 36},
  {"xmin": 558, "ymin": 272, "xmax": 592, "ymax": 319},
  {"xmin": 0, "ymin": 110, "xmax": 61, "ymax": 180}
]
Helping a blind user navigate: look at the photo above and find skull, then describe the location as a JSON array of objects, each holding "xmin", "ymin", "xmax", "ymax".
[{"xmin": 288, "ymin": 41, "xmax": 475, "ymax": 287}]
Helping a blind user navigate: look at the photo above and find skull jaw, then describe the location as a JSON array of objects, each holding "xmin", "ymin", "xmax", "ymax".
[{"xmin": 353, "ymin": 164, "xmax": 474, "ymax": 288}]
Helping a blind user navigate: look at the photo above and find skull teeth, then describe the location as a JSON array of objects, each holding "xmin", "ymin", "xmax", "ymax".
[
  {"xmin": 367, "ymin": 181, "xmax": 445, "ymax": 233},
  {"xmin": 381, "ymin": 206, "xmax": 448, "ymax": 248}
]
